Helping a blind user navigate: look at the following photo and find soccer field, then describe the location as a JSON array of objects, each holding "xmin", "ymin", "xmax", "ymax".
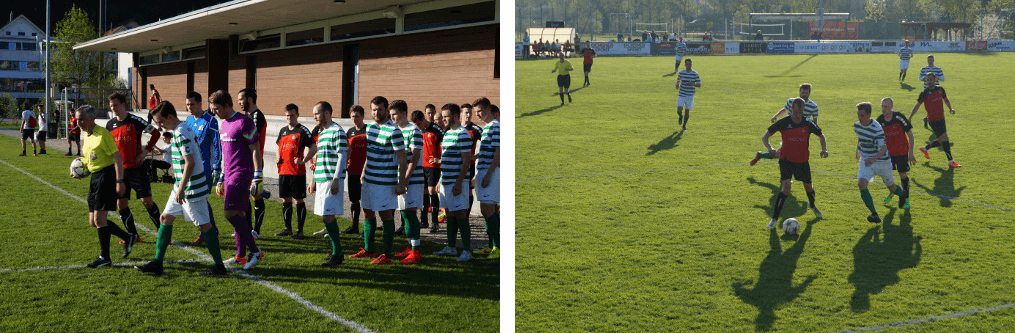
[
  {"xmin": 515, "ymin": 53, "xmax": 1015, "ymax": 332},
  {"xmin": 0, "ymin": 134, "xmax": 498, "ymax": 332}
]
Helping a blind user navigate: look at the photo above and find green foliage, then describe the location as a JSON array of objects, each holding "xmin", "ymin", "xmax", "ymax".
[
  {"xmin": 0, "ymin": 93, "xmax": 17, "ymax": 120},
  {"xmin": 51, "ymin": 5, "xmax": 113, "ymax": 89}
]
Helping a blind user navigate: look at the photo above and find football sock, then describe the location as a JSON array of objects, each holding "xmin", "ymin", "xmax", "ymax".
[
  {"xmin": 363, "ymin": 218, "xmax": 377, "ymax": 253},
  {"xmin": 382, "ymin": 219, "xmax": 395, "ymax": 256},
  {"xmin": 457, "ymin": 214, "xmax": 471, "ymax": 251},
  {"xmin": 324, "ymin": 220, "xmax": 342, "ymax": 255},
  {"xmin": 154, "ymin": 224, "xmax": 173, "ymax": 261},
  {"xmin": 282, "ymin": 203, "xmax": 293, "ymax": 230},
  {"xmin": 421, "ymin": 196, "xmax": 430, "ymax": 225},
  {"xmin": 485, "ymin": 213, "xmax": 499, "ymax": 248},
  {"xmin": 806, "ymin": 190, "xmax": 816, "ymax": 208},
  {"xmin": 350, "ymin": 202, "xmax": 360, "ymax": 227},
  {"xmin": 683, "ymin": 113, "xmax": 690, "ymax": 127},
  {"xmin": 757, "ymin": 152, "xmax": 774, "ymax": 159},
  {"xmin": 404, "ymin": 211, "xmax": 420, "ymax": 249},
  {"xmin": 942, "ymin": 141, "xmax": 953, "ymax": 161},
  {"xmin": 772, "ymin": 193, "xmax": 788, "ymax": 220},
  {"xmin": 902, "ymin": 177, "xmax": 910, "ymax": 200},
  {"xmin": 146, "ymin": 203, "xmax": 161, "ymax": 230},
  {"xmin": 119, "ymin": 208, "xmax": 137, "ymax": 235},
  {"xmin": 105, "ymin": 220, "xmax": 131, "ymax": 241},
  {"xmin": 245, "ymin": 204, "xmax": 253, "ymax": 230},
  {"xmin": 559, "ymin": 94, "xmax": 565, "ymax": 104},
  {"xmin": 98, "ymin": 226, "xmax": 111, "ymax": 259},
  {"xmin": 468, "ymin": 191, "xmax": 475, "ymax": 215},
  {"xmin": 430, "ymin": 194, "xmax": 440, "ymax": 222},
  {"xmin": 226, "ymin": 214, "xmax": 249, "ymax": 257},
  {"xmin": 861, "ymin": 189, "xmax": 877, "ymax": 215},
  {"xmin": 446, "ymin": 215, "xmax": 459, "ymax": 249},
  {"xmin": 204, "ymin": 226, "xmax": 224, "ymax": 265},
  {"xmin": 296, "ymin": 202, "xmax": 307, "ymax": 232},
  {"xmin": 926, "ymin": 141, "xmax": 941, "ymax": 149},
  {"xmin": 893, "ymin": 185, "xmax": 905, "ymax": 198},
  {"xmin": 253, "ymin": 198, "xmax": 265, "ymax": 233}
]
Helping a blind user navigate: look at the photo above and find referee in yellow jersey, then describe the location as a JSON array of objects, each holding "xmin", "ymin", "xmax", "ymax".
[{"xmin": 551, "ymin": 52, "xmax": 574, "ymax": 106}]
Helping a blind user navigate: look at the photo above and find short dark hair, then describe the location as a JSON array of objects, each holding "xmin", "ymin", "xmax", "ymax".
[
  {"xmin": 186, "ymin": 91, "xmax": 202, "ymax": 102},
  {"xmin": 441, "ymin": 103, "xmax": 461, "ymax": 119},
  {"xmin": 238, "ymin": 88, "xmax": 257, "ymax": 103},
  {"xmin": 107, "ymin": 92, "xmax": 126, "ymax": 105},
  {"xmin": 856, "ymin": 102, "xmax": 872, "ymax": 114},
  {"xmin": 490, "ymin": 104, "xmax": 499, "ymax": 114},
  {"xmin": 389, "ymin": 99, "xmax": 408, "ymax": 114},
  {"xmin": 285, "ymin": 103, "xmax": 298, "ymax": 113},
  {"xmin": 315, "ymin": 101, "xmax": 333, "ymax": 113},
  {"xmin": 685, "ymin": 58, "xmax": 692, "ymax": 63},
  {"xmin": 350, "ymin": 105, "xmax": 364, "ymax": 116},
  {"xmin": 473, "ymin": 97, "xmax": 491, "ymax": 109},
  {"xmin": 411, "ymin": 110, "xmax": 426, "ymax": 122},
  {"xmin": 209, "ymin": 90, "xmax": 232, "ymax": 107},
  {"xmin": 149, "ymin": 84, "xmax": 155, "ymax": 90},
  {"xmin": 151, "ymin": 101, "xmax": 177, "ymax": 119},
  {"xmin": 370, "ymin": 96, "xmax": 389, "ymax": 110},
  {"xmin": 925, "ymin": 72, "xmax": 937, "ymax": 79},
  {"xmin": 460, "ymin": 103, "xmax": 473, "ymax": 110},
  {"xmin": 424, "ymin": 104, "xmax": 436, "ymax": 112},
  {"xmin": 792, "ymin": 98, "xmax": 805, "ymax": 109},
  {"xmin": 799, "ymin": 83, "xmax": 812, "ymax": 91}
]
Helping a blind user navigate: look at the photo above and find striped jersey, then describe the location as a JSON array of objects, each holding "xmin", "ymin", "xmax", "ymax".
[
  {"xmin": 854, "ymin": 120, "xmax": 890, "ymax": 162},
  {"xmin": 476, "ymin": 119, "xmax": 500, "ymax": 170},
  {"xmin": 169, "ymin": 123, "xmax": 210, "ymax": 200},
  {"xmin": 363, "ymin": 120, "xmax": 405, "ymax": 186},
  {"xmin": 313, "ymin": 122, "xmax": 347, "ymax": 182},
  {"xmin": 898, "ymin": 47, "xmax": 913, "ymax": 61},
  {"xmin": 675, "ymin": 42, "xmax": 687, "ymax": 57},
  {"xmin": 784, "ymin": 98, "xmax": 819, "ymax": 122},
  {"xmin": 919, "ymin": 65, "xmax": 944, "ymax": 88},
  {"xmin": 677, "ymin": 70, "xmax": 700, "ymax": 97},
  {"xmin": 398, "ymin": 123, "xmax": 425, "ymax": 185},
  {"xmin": 440, "ymin": 126, "xmax": 472, "ymax": 186}
]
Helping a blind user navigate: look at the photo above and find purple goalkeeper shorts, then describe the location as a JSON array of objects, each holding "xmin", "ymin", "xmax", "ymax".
[{"xmin": 223, "ymin": 177, "xmax": 252, "ymax": 212}]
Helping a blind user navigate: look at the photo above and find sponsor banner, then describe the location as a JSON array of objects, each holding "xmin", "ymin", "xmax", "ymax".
[
  {"xmin": 685, "ymin": 42, "xmax": 711, "ymax": 55},
  {"xmin": 657, "ymin": 41, "xmax": 676, "ymax": 56},
  {"xmin": 725, "ymin": 42, "xmax": 740, "ymax": 54},
  {"xmin": 515, "ymin": 43, "xmax": 522, "ymax": 57},
  {"xmin": 870, "ymin": 41, "xmax": 899, "ymax": 53},
  {"xmin": 809, "ymin": 22, "xmax": 859, "ymax": 39},
  {"xmin": 791, "ymin": 42, "xmax": 867, "ymax": 53},
  {"xmin": 767, "ymin": 42, "xmax": 795, "ymax": 54},
  {"xmin": 966, "ymin": 40, "xmax": 987, "ymax": 51},
  {"xmin": 710, "ymin": 42, "xmax": 724, "ymax": 55},
  {"xmin": 589, "ymin": 42, "xmax": 651, "ymax": 55},
  {"xmin": 912, "ymin": 41, "xmax": 965, "ymax": 52},
  {"xmin": 987, "ymin": 40, "xmax": 1015, "ymax": 51},
  {"xmin": 850, "ymin": 41, "xmax": 872, "ymax": 53},
  {"xmin": 740, "ymin": 42, "xmax": 766, "ymax": 54}
]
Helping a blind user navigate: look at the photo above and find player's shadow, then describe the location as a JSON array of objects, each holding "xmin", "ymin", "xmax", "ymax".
[
  {"xmin": 551, "ymin": 86, "xmax": 586, "ymax": 96},
  {"xmin": 922, "ymin": 133, "xmax": 955, "ymax": 148},
  {"xmin": 912, "ymin": 162, "xmax": 965, "ymax": 207},
  {"xmin": 900, "ymin": 82, "xmax": 916, "ymax": 91},
  {"xmin": 748, "ymin": 177, "xmax": 809, "ymax": 219},
  {"xmin": 848, "ymin": 208, "xmax": 921, "ymax": 312},
  {"xmin": 646, "ymin": 130, "xmax": 684, "ymax": 155},
  {"xmin": 765, "ymin": 55, "xmax": 818, "ymax": 78},
  {"xmin": 663, "ymin": 72, "xmax": 677, "ymax": 77},
  {"xmin": 517, "ymin": 105, "xmax": 563, "ymax": 118},
  {"xmin": 732, "ymin": 219, "xmax": 819, "ymax": 331}
]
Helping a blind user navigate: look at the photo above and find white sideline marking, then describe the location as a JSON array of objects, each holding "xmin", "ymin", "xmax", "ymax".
[
  {"xmin": 836, "ymin": 302, "xmax": 1015, "ymax": 332},
  {"xmin": 0, "ymin": 159, "xmax": 377, "ymax": 333},
  {"xmin": 0, "ymin": 259, "xmax": 204, "ymax": 273}
]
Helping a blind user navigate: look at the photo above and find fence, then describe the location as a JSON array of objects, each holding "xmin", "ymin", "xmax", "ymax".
[{"xmin": 516, "ymin": 39, "xmax": 1015, "ymax": 58}]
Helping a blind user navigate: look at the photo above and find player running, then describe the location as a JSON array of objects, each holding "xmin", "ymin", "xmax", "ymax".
[
  {"xmin": 909, "ymin": 73, "xmax": 960, "ymax": 168},
  {"xmin": 275, "ymin": 104, "xmax": 317, "ymax": 239},
  {"xmin": 581, "ymin": 41, "xmax": 596, "ymax": 87},
  {"xmin": 389, "ymin": 101, "xmax": 425, "ymax": 264},
  {"xmin": 551, "ymin": 53, "xmax": 574, "ymax": 106},
  {"xmin": 107, "ymin": 92, "xmax": 163, "ymax": 246},
  {"xmin": 854, "ymin": 102, "xmax": 907, "ymax": 223},
  {"xmin": 760, "ymin": 98, "xmax": 828, "ymax": 229},
  {"xmin": 752, "ymin": 84, "xmax": 819, "ymax": 165},
  {"xmin": 676, "ymin": 58, "xmax": 701, "ymax": 131},
  {"xmin": 432, "ymin": 104, "xmax": 475, "ymax": 262},
  {"xmin": 420, "ymin": 104, "xmax": 443, "ymax": 232},
  {"xmin": 136, "ymin": 101, "xmax": 228, "ymax": 276},
  {"xmin": 210, "ymin": 90, "xmax": 265, "ymax": 270},
  {"xmin": 898, "ymin": 40, "xmax": 913, "ymax": 83},
  {"xmin": 474, "ymin": 100, "xmax": 500, "ymax": 259},
  {"xmin": 238, "ymin": 88, "xmax": 267, "ymax": 238},
  {"xmin": 918, "ymin": 55, "xmax": 945, "ymax": 128},
  {"xmin": 876, "ymin": 98, "xmax": 916, "ymax": 209},
  {"xmin": 674, "ymin": 37, "xmax": 687, "ymax": 73},
  {"xmin": 184, "ymin": 91, "xmax": 221, "ymax": 246},
  {"xmin": 308, "ymin": 102, "xmax": 348, "ymax": 267}
]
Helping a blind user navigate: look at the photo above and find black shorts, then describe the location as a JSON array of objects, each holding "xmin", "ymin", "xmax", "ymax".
[
  {"xmin": 468, "ymin": 163, "xmax": 476, "ymax": 188},
  {"xmin": 36, "ymin": 131, "xmax": 47, "ymax": 142},
  {"xmin": 423, "ymin": 167, "xmax": 440, "ymax": 187},
  {"xmin": 890, "ymin": 155, "xmax": 911, "ymax": 173},
  {"xmin": 584, "ymin": 64, "xmax": 592, "ymax": 72},
  {"xmin": 779, "ymin": 159, "xmax": 812, "ymax": 183},
  {"xmin": 929, "ymin": 119, "xmax": 947, "ymax": 137},
  {"xmin": 118, "ymin": 167, "xmax": 153, "ymax": 199},
  {"xmin": 68, "ymin": 133, "xmax": 80, "ymax": 141},
  {"xmin": 278, "ymin": 174, "xmax": 307, "ymax": 199},
  {"xmin": 88, "ymin": 166, "xmax": 118, "ymax": 212},
  {"xmin": 557, "ymin": 75, "xmax": 571, "ymax": 89},
  {"xmin": 22, "ymin": 129, "xmax": 34, "ymax": 141},
  {"xmin": 347, "ymin": 174, "xmax": 362, "ymax": 202}
]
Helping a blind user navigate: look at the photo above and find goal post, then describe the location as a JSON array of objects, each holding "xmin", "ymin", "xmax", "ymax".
[
  {"xmin": 736, "ymin": 23, "xmax": 785, "ymax": 37},
  {"xmin": 634, "ymin": 22, "xmax": 670, "ymax": 40}
]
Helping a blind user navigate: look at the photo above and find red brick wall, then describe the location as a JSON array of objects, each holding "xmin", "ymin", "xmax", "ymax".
[
  {"xmin": 193, "ymin": 61, "xmax": 209, "ymax": 99},
  {"xmin": 254, "ymin": 47, "xmax": 343, "ymax": 117},
  {"xmin": 145, "ymin": 62, "xmax": 188, "ymax": 110}
]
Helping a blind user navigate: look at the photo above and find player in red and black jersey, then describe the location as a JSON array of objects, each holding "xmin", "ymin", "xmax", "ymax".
[
  {"xmin": 420, "ymin": 103, "xmax": 444, "ymax": 232},
  {"xmin": 66, "ymin": 112, "xmax": 82, "ymax": 156},
  {"xmin": 275, "ymin": 104, "xmax": 317, "ymax": 239},
  {"xmin": 461, "ymin": 103, "xmax": 484, "ymax": 214},
  {"xmin": 761, "ymin": 98, "xmax": 828, "ymax": 230},
  {"xmin": 106, "ymin": 92, "xmax": 162, "ymax": 246},
  {"xmin": 343, "ymin": 105, "xmax": 368, "ymax": 234},
  {"xmin": 581, "ymin": 41, "xmax": 596, "ymax": 87},
  {"xmin": 909, "ymin": 73, "xmax": 960, "ymax": 168},
  {"xmin": 239, "ymin": 88, "xmax": 268, "ymax": 237},
  {"xmin": 876, "ymin": 98, "xmax": 916, "ymax": 209}
]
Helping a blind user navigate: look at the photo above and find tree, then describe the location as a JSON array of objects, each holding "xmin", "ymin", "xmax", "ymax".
[
  {"xmin": 51, "ymin": 5, "xmax": 113, "ymax": 94},
  {"xmin": 0, "ymin": 93, "xmax": 17, "ymax": 121}
]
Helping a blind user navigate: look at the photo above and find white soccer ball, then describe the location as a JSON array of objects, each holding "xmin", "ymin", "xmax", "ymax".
[
  {"xmin": 70, "ymin": 158, "xmax": 90, "ymax": 178},
  {"xmin": 782, "ymin": 218, "xmax": 800, "ymax": 236}
]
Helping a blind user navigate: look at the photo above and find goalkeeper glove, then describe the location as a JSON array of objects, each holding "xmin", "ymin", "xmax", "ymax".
[{"xmin": 250, "ymin": 170, "xmax": 264, "ymax": 196}]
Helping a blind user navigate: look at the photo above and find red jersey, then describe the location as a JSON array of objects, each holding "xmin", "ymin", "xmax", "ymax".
[
  {"xmin": 917, "ymin": 86, "xmax": 948, "ymax": 122},
  {"xmin": 247, "ymin": 109, "xmax": 267, "ymax": 152},
  {"xmin": 421, "ymin": 122, "xmax": 443, "ymax": 168},
  {"xmin": 275, "ymin": 124, "xmax": 314, "ymax": 175},
  {"xmin": 346, "ymin": 125, "xmax": 367, "ymax": 175},
  {"xmin": 464, "ymin": 122, "xmax": 483, "ymax": 156},
  {"xmin": 69, "ymin": 117, "xmax": 80, "ymax": 135},
  {"xmin": 106, "ymin": 113, "xmax": 161, "ymax": 169},
  {"xmin": 148, "ymin": 89, "xmax": 161, "ymax": 110},
  {"xmin": 767, "ymin": 117, "xmax": 822, "ymax": 164},
  {"xmin": 582, "ymin": 49, "xmax": 596, "ymax": 65},
  {"xmin": 876, "ymin": 112, "xmax": 913, "ymax": 157}
]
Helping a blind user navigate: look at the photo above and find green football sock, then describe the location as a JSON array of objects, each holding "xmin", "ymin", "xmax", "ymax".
[
  {"xmin": 382, "ymin": 219, "xmax": 395, "ymax": 256},
  {"xmin": 405, "ymin": 211, "xmax": 420, "ymax": 248},
  {"xmin": 447, "ymin": 215, "xmax": 459, "ymax": 249},
  {"xmin": 861, "ymin": 189, "xmax": 877, "ymax": 215},
  {"xmin": 757, "ymin": 152, "xmax": 774, "ymax": 159},
  {"xmin": 458, "ymin": 214, "xmax": 471, "ymax": 251},
  {"xmin": 485, "ymin": 213, "xmax": 499, "ymax": 248},
  {"xmin": 324, "ymin": 220, "xmax": 342, "ymax": 255},
  {"xmin": 894, "ymin": 186, "xmax": 905, "ymax": 198},
  {"xmin": 204, "ymin": 227, "xmax": 223, "ymax": 266},
  {"xmin": 363, "ymin": 218, "xmax": 376, "ymax": 253},
  {"xmin": 154, "ymin": 224, "xmax": 173, "ymax": 261}
]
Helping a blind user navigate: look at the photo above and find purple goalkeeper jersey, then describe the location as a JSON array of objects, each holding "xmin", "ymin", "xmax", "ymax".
[{"xmin": 220, "ymin": 111, "xmax": 257, "ymax": 182}]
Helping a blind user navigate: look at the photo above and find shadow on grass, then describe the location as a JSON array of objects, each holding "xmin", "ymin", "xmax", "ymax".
[
  {"xmin": 663, "ymin": 72, "xmax": 677, "ymax": 77},
  {"xmin": 747, "ymin": 177, "xmax": 809, "ymax": 220},
  {"xmin": 646, "ymin": 130, "xmax": 684, "ymax": 155},
  {"xmin": 912, "ymin": 162, "xmax": 965, "ymax": 208},
  {"xmin": 765, "ymin": 55, "xmax": 819, "ymax": 78},
  {"xmin": 848, "ymin": 208, "xmax": 921, "ymax": 312},
  {"xmin": 732, "ymin": 219, "xmax": 819, "ymax": 330},
  {"xmin": 517, "ymin": 105, "xmax": 564, "ymax": 118},
  {"xmin": 551, "ymin": 85, "xmax": 586, "ymax": 96},
  {"xmin": 901, "ymin": 82, "xmax": 916, "ymax": 91}
]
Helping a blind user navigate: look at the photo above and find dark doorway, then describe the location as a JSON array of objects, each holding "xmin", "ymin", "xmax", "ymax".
[{"xmin": 341, "ymin": 44, "xmax": 359, "ymax": 119}]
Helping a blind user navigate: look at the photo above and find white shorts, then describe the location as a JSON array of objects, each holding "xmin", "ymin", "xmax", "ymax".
[
  {"xmin": 313, "ymin": 179, "xmax": 344, "ymax": 216},
  {"xmin": 361, "ymin": 182, "xmax": 397, "ymax": 212},
  {"xmin": 398, "ymin": 183, "xmax": 424, "ymax": 210},
  {"xmin": 438, "ymin": 183, "xmax": 469, "ymax": 212},
  {"xmin": 475, "ymin": 168, "xmax": 499, "ymax": 204},
  {"xmin": 677, "ymin": 95, "xmax": 694, "ymax": 110},
  {"xmin": 858, "ymin": 159, "xmax": 895, "ymax": 186},
  {"xmin": 900, "ymin": 60, "xmax": 910, "ymax": 70},
  {"xmin": 675, "ymin": 56, "xmax": 683, "ymax": 68},
  {"xmin": 163, "ymin": 195, "xmax": 211, "ymax": 226}
]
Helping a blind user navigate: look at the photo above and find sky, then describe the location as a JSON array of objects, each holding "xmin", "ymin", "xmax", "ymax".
[{"xmin": 5, "ymin": 0, "xmax": 226, "ymax": 33}]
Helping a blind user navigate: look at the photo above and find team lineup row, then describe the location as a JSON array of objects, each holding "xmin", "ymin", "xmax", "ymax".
[{"xmin": 68, "ymin": 89, "xmax": 501, "ymax": 276}]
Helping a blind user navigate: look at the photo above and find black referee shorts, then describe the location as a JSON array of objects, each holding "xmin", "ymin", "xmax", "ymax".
[
  {"xmin": 583, "ymin": 64, "xmax": 592, "ymax": 73},
  {"xmin": 118, "ymin": 167, "xmax": 153, "ymax": 199},
  {"xmin": 88, "ymin": 166, "xmax": 118, "ymax": 212},
  {"xmin": 557, "ymin": 75, "xmax": 571, "ymax": 89},
  {"xmin": 779, "ymin": 159, "xmax": 812, "ymax": 183}
]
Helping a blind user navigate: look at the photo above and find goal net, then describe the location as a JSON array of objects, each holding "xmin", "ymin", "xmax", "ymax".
[
  {"xmin": 634, "ymin": 22, "xmax": 669, "ymax": 37},
  {"xmin": 736, "ymin": 23, "xmax": 785, "ymax": 37}
]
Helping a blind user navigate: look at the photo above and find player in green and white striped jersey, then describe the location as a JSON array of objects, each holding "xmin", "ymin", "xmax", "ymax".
[
  {"xmin": 308, "ymin": 101, "xmax": 348, "ymax": 267},
  {"xmin": 388, "ymin": 100, "xmax": 425, "ymax": 264},
  {"xmin": 432, "ymin": 103, "xmax": 475, "ymax": 262},
  {"xmin": 918, "ymin": 54, "xmax": 944, "ymax": 89},
  {"xmin": 676, "ymin": 58, "xmax": 701, "ymax": 131},
  {"xmin": 473, "ymin": 97, "xmax": 500, "ymax": 259},
  {"xmin": 854, "ymin": 102, "xmax": 905, "ymax": 224},
  {"xmin": 351, "ymin": 96, "xmax": 408, "ymax": 265},
  {"xmin": 898, "ymin": 40, "xmax": 913, "ymax": 83},
  {"xmin": 136, "ymin": 101, "xmax": 228, "ymax": 276}
]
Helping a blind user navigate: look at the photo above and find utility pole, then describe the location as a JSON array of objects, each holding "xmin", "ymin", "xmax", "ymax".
[{"xmin": 45, "ymin": 0, "xmax": 50, "ymax": 123}]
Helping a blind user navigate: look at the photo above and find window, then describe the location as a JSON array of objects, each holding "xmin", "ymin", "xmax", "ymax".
[
  {"xmin": 239, "ymin": 34, "xmax": 281, "ymax": 52},
  {"xmin": 31, "ymin": 33, "xmax": 37, "ymax": 36},
  {"xmin": 27, "ymin": 62, "xmax": 40, "ymax": 72},
  {"xmin": 162, "ymin": 51, "xmax": 180, "ymax": 62},
  {"xmin": 5, "ymin": 32, "xmax": 10, "ymax": 35},
  {"xmin": 404, "ymin": 1, "xmax": 496, "ymax": 32},
  {"xmin": 22, "ymin": 43, "xmax": 36, "ymax": 51},
  {"xmin": 182, "ymin": 46, "xmax": 206, "ymax": 60},
  {"xmin": 0, "ymin": 42, "xmax": 7, "ymax": 50},
  {"xmin": 286, "ymin": 28, "xmax": 324, "ymax": 47},
  {"xmin": 0, "ymin": 60, "xmax": 11, "ymax": 71},
  {"xmin": 140, "ymin": 54, "xmax": 160, "ymax": 65},
  {"xmin": 17, "ymin": 32, "xmax": 25, "ymax": 36},
  {"xmin": 330, "ymin": 18, "xmax": 395, "ymax": 41}
]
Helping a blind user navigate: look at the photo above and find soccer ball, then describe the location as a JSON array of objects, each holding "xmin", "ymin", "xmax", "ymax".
[
  {"xmin": 782, "ymin": 218, "xmax": 800, "ymax": 236},
  {"xmin": 70, "ymin": 158, "xmax": 90, "ymax": 178}
]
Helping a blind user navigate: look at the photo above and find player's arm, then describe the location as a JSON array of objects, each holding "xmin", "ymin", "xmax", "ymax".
[
  {"xmin": 112, "ymin": 151, "xmax": 126, "ymax": 196},
  {"xmin": 249, "ymin": 142, "xmax": 263, "ymax": 171},
  {"xmin": 454, "ymin": 145, "xmax": 472, "ymax": 196},
  {"xmin": 818, "ymin": 134, "xmax": 828, "ymax": 158},
  {"xmin": 481, "ymin": 146, "xmax": 500, "ymax": 188},
  {"xmin": 909, "ymin": 101, "xmax": 922, "ymax": 122},
  {"xmin": 942, "ymin": 89, "xmax": 955, "ymax": 114},
  {"xmin": 906, "ymin": 129, "xmax": 917, "ymax": 164},
  {"xmin": 209, "ymin": 120, "xmax": 222, "ymax": 180},
  {"xmin": 761, "ymin": 131, "xmax": 776, "ymax": 155},
  {"xmin": 394, "ymin": 149, "xmax": 408, "ymax": 195},
  {"xmin": 771, "ymin": 108, "xmax": 788, "ymax": 123},
  {"xmin": 177, "ymin": 150, "xmax": 195, "ymax": 203},
  {"xmin": 406, "ymin": 147, "xmax": 421, "ymax": 183},
  {"xmin": 141, "ymin": 121, "xmax": 162, "ymax": 164}
]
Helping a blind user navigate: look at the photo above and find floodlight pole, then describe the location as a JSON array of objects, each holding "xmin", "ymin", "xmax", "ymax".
[{"xmin": 45, "ymin": 0, "xmax": 50, "ymax": 127}]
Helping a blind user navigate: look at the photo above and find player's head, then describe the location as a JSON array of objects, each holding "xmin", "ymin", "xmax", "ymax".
[
  {"xmin": 150, "ymin": 100, "xmax": 181, "ymax": 130},
  {"xmin": 925, "ymin": 72, "xmax": 938, "ymax": 86},
  {"xmin": 856, "ymin": 102, "xmax": 873, "ymax": 123},
  {"xmin": 790, "ymin": 98, "xmax": 805, "ymax": 120},
  {"xmin": 370, "ymin": 96, "xmax": 389, "ymax": 123},
  {"xmin": 185, "ymin": 91, "xmax": 203, "ymax": 116},
  {"xmin": 799, "ymin": 83, "xmax": 812, "ymax": 99},
  {"xmin": 149, "ymin": 84, "xmax": 155, "ymax": 91},
  {"xmin": 313, "ymin": 101, "xmax": 333, "ymax": 127},
  {"xmin": 927, "ymin": 54, "xmax": 935, "ymax": 66},
  {"xmin": 684, "ymin": 58, "xmax": 692, "ymax": 70},
  {"xmin": 558, "ymin": 52, "xmax": 565, "ymax": 61},
  {"xmin": 107, "ymin": 92, "xmax": 127, "ymax": 117},
  {"xmin": 388, "ymin": 99, "xmax": 408, "ymax": 126},
  {"xmin": 411, "ymin": 110, "xmax": 427, "ymax": 129},
  {"xmin": 440, "ymin": 103, "xmax": 460, "ymax": 130},
  {"xmin": 490, "ymin": 104, "xmax": 499, "ymax": 120},
  {"xmin": 473, "ymin": 97, "xmax": 491, "ymax": 111},
  {"xmin": 75, "ymin": 105, "xmax": 98, "ymax": 132},
  {"xmin": 209, "ymin": 90, "xmax": 233, "ymax": 120},
  {"xmin": 461, "ymin": 103, "xmax": 473, "ymax": 125},
  {"xmin": 350, "ymin": 105, "xmax": 365, "ymax": 127},
  {"xmin": 478, "ymin": 102, "xmax": 495, "ymax": 122},
  {"xmin": 904, "ymin": 40, "xmax": 910, "ymax": 47},
  {"xmin": 238, "ymin": 88, "xmax": 256, "ymax": 112},
  {"xmin": 284, "ymin": 103, "xmax": 299, "ymax": 126},
  {"xmin": 424, "ymin": 103, "xmax": 437, "ymax": 122},
  {"xmin": 881, "ymin": 97, "xmax": 894, "ymax": 116}
]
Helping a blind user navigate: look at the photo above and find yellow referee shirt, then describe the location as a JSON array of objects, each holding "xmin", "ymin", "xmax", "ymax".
[
  {"xmin": 554, "ymin": 60, "xmax": 573, "ymax": 76},
  {"xmin": 82, "ymin": 126, "xmax": 118, "ymax": 172}
]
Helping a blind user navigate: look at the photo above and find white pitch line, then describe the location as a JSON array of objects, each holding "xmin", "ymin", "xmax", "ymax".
[
  {"xmin": 835, "ymin": 302, "xmax": 1015, "ymax": 332},
  {"xmin": 0, "ymin": 159, "xmax": 377, "ymax": 333}
]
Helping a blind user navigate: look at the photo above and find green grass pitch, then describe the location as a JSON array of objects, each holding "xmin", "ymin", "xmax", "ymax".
[
  {"xmin": 0, "ymin": 135, "xmax": 498, "ymax": 332},
  {"xmin": 515, "ymin": 53, "xmax": 1015, "ymax": 332}
]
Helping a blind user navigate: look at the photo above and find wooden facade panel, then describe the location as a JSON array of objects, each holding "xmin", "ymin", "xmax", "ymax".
[{"xmin": 145, "ymin": 62, "xmax": 188, "ymax": 110}]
